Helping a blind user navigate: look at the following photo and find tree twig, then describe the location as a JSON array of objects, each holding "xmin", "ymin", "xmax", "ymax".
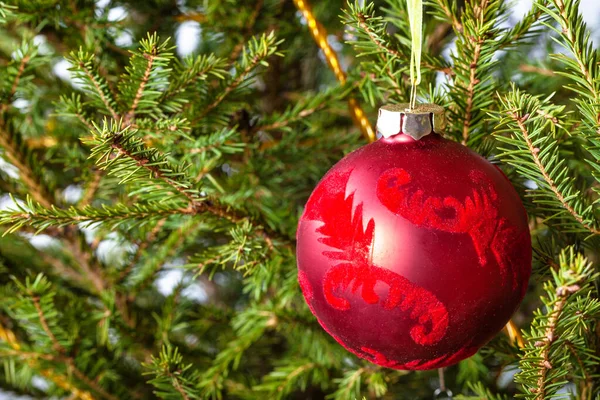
[
  {"xmin": 124, "ymin": 52, "xmax": 156, "ymax": 124},
  {"xmin": 191, "ymin": 56, "xmax": 263, "ymax": 125},
  {"xmin": 28, "ymin": 292, "xmax": 118, "ymax": 400},
  {"xmin": 534, "ymin": 284, "xmax": 581, "ymax": 399},
  {"xmin": 0, "ymin": 123, "xmax": 53, "ymax": 208},
  {"xmin": 509, "ymin": 112, "xmax": 600, "ymax": 235},
  {"xmin": 461, "ymin": 38, "xmax": 483, "ymax": 145},
  {"xmin": 228, "ymin": 0, "xmax": 264, "ymax": 63},
  {"xmin": 433, "ymin": 0, "xmax": 463, "ymax": 34},
  {"xmin": 77, "ymin": 61, "xmax": 119, "ymax": 121}
]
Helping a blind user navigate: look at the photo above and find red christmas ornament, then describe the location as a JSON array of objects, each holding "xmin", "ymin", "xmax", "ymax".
[{"xmin": 296, "ymin": 104, "xmax": 531, "ymax": 370}]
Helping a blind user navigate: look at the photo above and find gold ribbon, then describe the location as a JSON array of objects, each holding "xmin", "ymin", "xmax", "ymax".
[
  {"xmin": 505, "ymin": 319, "xmax": 525, "ymax": 348},
  {"xmin": 293, "ymin": 0, "xmax": 375, "ymax": 142}
]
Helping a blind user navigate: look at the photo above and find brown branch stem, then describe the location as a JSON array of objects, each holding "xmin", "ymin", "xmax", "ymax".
[
  {"xmin": 252, "ymin": 106, "xmax": 325, "ymax": 133},
  {"xmin": 509, "ymin": 112, "xmax": 600, "ymax": 235},
  {"xmin": 10, "ymin": 55, "xmax": 30, "ymax": 100},
  {"xmin": 228, "ymin": 0, "xmax": 264, "ymax": 63},
  {"xmin": 555, "ymin": 0, "xmax": 597, "ymax": 102},
  {"xmin": 534, "ymin": 284, "xmax": 581, "ymax": 399},
  {"xmin": 77, "ymin": 62, "xmax": 119, "ymax": 121},
  {"xmin": 169, "ymin": 370, "xmax": 191, "ymax": 400},
  {"xmin": 191, "ymin": 58, "xmax": 261, "ymax": 125},
  {"xmin": 0, "ymin": 123, "xmax": 53, "ymax": 208},
  {"xmin": 110, "ymin": 137, "xmax": 286, "ymax": 248},
  {"xmin": 125, "ymin": 52, "xmax": 156, "ymax": 124},
  {"xmin": 28, "ymin": 292, "xmax": 117, "ymax": 400},
  {"xmin": 461, "ymin": 39, "xmax": 482, "ymax": 145},
  {"xmin": 433, "ymin": 0, "xmax": 463, "ymax": 34},
  {"xmin": 31, "ymin": 294, "xmax": 66, "ymax": 353}
]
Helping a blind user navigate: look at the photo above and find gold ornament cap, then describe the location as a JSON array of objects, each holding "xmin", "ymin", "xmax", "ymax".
[{"xmin": 376, "ymin": 103, "xmax": 446, "ymax": 140}]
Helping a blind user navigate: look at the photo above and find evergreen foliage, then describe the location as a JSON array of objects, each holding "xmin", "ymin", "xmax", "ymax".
[{"xmin": 0, "ymin": 0, "xmax": 598, "ymax": 398}]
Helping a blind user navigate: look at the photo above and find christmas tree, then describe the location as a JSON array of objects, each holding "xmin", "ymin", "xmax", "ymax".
[{"xmin": 0, "ymin": 0, "xmax": 599, "ymax": 398}]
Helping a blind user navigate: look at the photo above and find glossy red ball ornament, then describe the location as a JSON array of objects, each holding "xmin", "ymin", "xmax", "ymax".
[{"xmin": 296, "ymin": 119, "xmax": 531, "ymax": 370}]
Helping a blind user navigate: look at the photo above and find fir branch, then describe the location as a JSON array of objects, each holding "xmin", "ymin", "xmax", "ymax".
[
  {"xmin": 430, "ymin": 0, "xmax": 463, "ymax": 33},
  {"xmin": 159, "ymin": 54, "xmax": 227, "ymax": 112},
  {"xmin": 534, "ymin": 287, "xmax": 572, "ymax": 396},
  {"xmin": 187, "ymin": 127, "xmax": 244, "ymax": 156},
  {"xmin": 186, "ymin": 221, "xmax": 270, "ymax": 280},
  {"xmin": 120, "ymin": 33, "xmax": 174, "ymax": 123},
  {"xmin": 255, "ymin": 107, "xmax": 323, "ymax": 132},
  {"xmin": 493, "ymin": 88, "xmax": 600, "ymax": 235},
  {"xmin": 357, "ymin": 13, "xmax": 400, "ymax": 57},
  {"xmin": 0, "ymin": 122, "xmax": 54, "ymax": 208},
  {"xmin": 462, "ymin": 37, "xmax": 483, "ymax": 145},
  {"xmin": 85, "ymin": 120, "xmax": 201, "ymax": 206},
  {"xmin": 355, "ymin": 13, "xmax": 405, "ymax": 88},
  {"xmin": 0, "ymin": 41, "xmax": 41, "ymax": 108},
  {"xmin": 131, "ymin": 117, "xmax": 191, "ymax": 145},
  {"xmin": 0, "ymin": 322, "xmax": 95, "ymax": 400},
  {"xmin": 143, "ymin": 346, "xmax": 200, "ymax": 400},
  {"xmin": 67, "ymin": 50, "xmax": 120, "ymax": 121},
  {"xmin": 86, "ymin": 121, "xmax": 286, "ymax": 246},
  {"xmin": 439, "ymin": 0, "xmax": 508, "ymax": 145},
  {"xmin": 56, "ymin": 94, "xmax": 96, "ymax": 132},
  {"xmin": 427, "ymin": 0, "xmax": 511, "ymax": 145},
  {"xmin": 564, "ymin": 340, "xmax": 593, "ymax": 397},
  {"xmin": 192, "ymin": 32, "xmax": 282, "ymax": 124},
  {"xmin": 253, "ymin": 360, "xmax": 323, "ymax": 399},
  {"xmin": 108, "ymin": 134, "xmax": 196, "ymax": 203},
  {"xmin": 541, "ymin": 0, "xmax": 600, "ymax": 105},
  {"xmin": 228, "ymin": 0, "xmax": 264, "ymax": 63},
  {"xmin": 30, "ymin": 292, "xmax": 65, "ymax": 354},
  {"xmin": 0, "ymin": 2, "xmax": 17, "ymax": 24},
  {"xmin": 0, "ymin": 43, "xmax": 54, "ymax": 206},
  {"xmin": 541, "ymin": 0, "xmax": 600, "ymax": 194},
  {"xmin": 0, "ymin": 197, "xmax": 192, "ymax": 233},
  {"xmin": 252, "ymin": 86, "xmax": 350, "ymax": 133},
  {"xmin": 343, "ymin": 4, "xmax": 405, "ymax": 98},
  {"xmin": 510, "ymin": 111, "xmax": 594, "ymax": 233},
  {"xmin": 1, "ymin": 97, "xmax": 114, "ymax": 309},
  {"xmin": 0, "ymin": 121, "xmax": 282, "ymax": 252},
  {"xmin": 331, "ymin": 367, "xmax": 366, "ymax": 400},
  {"xmin": 498, "ymin": 0, "xmax": 548, "ymax": 47},
  {"xmin": 127, "ymin": 218, "xmax": 201, "ymax": 292},
  {"xmin": 199, "ymin": 308, "xmax": 274, "ymax": 397},
  {"xmin": 5, "ymin": 54, "xmax": 29, "ymax": 107},
  {"xmin": 126, "ymin": 53, "xmax": 155, "ymax": 122},
  {"xmin": 515, "ymin": 248, "xmax": 600, "ymax": 399},
  {"xmin": 7, "ymin": 275, "xmax": 118, "ymax": 400}
]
